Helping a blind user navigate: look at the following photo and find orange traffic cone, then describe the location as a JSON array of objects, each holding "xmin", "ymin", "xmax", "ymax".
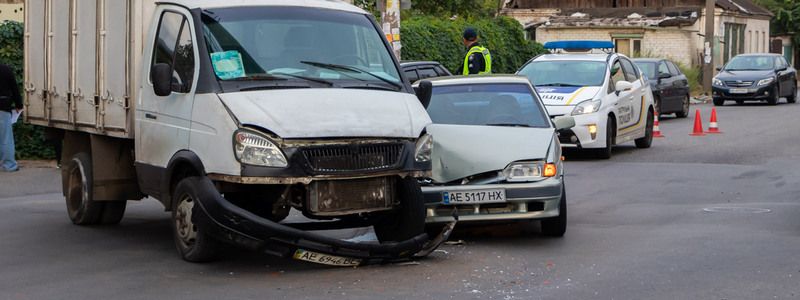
[
  {"xmin": 653, "ymin": 114, "xmax": 665, "ymax": 138},
  {"xmin": 690, "ymin": 109, "xmax": 705, "ymax": 136},
  {"xmin": 706, "ymin": 108, "xmax": 722, "ymax": 134}
]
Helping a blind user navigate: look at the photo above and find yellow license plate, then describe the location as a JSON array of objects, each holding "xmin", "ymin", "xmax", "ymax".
[{"xmin": 293, "ymin": 249, "xmax": 361, "ymax": 267}]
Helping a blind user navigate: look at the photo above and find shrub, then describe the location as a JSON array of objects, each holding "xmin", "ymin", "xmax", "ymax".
[
  {"xmin": 0, "ymin": 21, "xmax": 55, "ymax": 160},
  {"xmin": 401, "ymin": 16, "xmax": 546, "ymax": 74}
]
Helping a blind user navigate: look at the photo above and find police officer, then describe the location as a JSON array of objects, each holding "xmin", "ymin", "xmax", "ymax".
[{"xmin": 460, "ymin": 27, "xmax": 492, "ymax": 76}]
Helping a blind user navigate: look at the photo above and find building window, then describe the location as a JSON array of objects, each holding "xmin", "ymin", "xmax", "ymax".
[
  {"xmin": 614, "ymin": 38, "xmax": 643, "ymax": 57},
  {"xmin": 748, "ymin": 30, "xmax": 752, "ymax": 52},
  {"xmin": 723, "ymin": 23, "xmax": 746, "ymax": 63}
]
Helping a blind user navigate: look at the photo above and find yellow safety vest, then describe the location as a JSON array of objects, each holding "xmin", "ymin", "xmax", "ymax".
[{"xmin": 463, "ymin": 45, "xmax": 492, "ymax": 75}]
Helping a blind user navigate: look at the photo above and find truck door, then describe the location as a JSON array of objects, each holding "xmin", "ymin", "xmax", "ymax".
[
  {"xmin": 47, "ymin": 0, "xmax": 71, "ymax": 125},
  {"xmin": 136, "ymin": 8, "xmax": 198, "ymax": 168},
  {"xmin": 24, "ymin": 0, "xmax": 47, "ymax": 122}
]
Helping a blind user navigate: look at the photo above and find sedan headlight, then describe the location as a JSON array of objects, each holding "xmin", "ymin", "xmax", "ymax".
[
  {"xmin": 415, "ymin": 134, "xmax": 433, "ymax": 162},
  {"xmin": 502, "ymin": 161, "xmax": 557, "ymax": 182},
  {"xmin": 571, "ymin": 99, "xmax": 601, "ymax": 116},
  {"xmin": 713, "ymin": 78, "xmax": 724, "ymax": 86},
  {"xmin": 233, "ymin": 130, "xmax": 288, "ymax": 167},
  {"xmin": 757, "ymin": 77, "xmax": 775, "ymax": 86}
]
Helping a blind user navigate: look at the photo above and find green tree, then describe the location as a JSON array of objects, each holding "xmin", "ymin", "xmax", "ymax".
[{"xmin": 755, "ymin": 0, "xmax": 800, "ymax": 45}]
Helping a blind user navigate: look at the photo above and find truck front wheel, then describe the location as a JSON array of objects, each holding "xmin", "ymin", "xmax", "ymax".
[
  {"xmin": 373, "ymin": 177, "xmax": 425, "ymax": 243},
  {"xmin": 171, "ymin": 177, "xmax": 220, "ymax": 262}
]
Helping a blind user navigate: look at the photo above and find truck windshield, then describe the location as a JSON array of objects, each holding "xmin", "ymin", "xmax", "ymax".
[
  {"xmin": 201, "ymin": 7, "xmax": 401, "ymax": 89},
  {"xmin": 427, "ymin": 84, "xmax": 551, "ymax": 128}
]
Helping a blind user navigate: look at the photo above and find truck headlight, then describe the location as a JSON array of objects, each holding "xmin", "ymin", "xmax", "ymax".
[
  {"xmin": 502, "ymin": 161, "xmax": 557, "ymax": 182},
  {"xmin": 713, "ymin": 78, "xmax": 723, "ymax": 86},
  {"xmin": 233, "ymin": 130, "xmax": 288, "ymax": 167},
  {"xmin": 571, "ymin": 99, "xmax": 601, "ymax": 116},
  {"xmin": 415, "ymin": 134, "xmax": 433, "ymax": 162},
  {"xmin": 757, "ymin": 77, "xmax": 774, "ymax": 86}
]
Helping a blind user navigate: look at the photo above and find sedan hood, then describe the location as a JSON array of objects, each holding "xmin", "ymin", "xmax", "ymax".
[
  {"xmin": 427, "ymin": 124, "xmax": 555, "ymax": 183},
  {"xmin": 715, "ymin": 70, "xmax": 775, "ymax": 81},
  {"xmin": 218, "ymin": 89, "xmax": 431, "ymax": 139}
]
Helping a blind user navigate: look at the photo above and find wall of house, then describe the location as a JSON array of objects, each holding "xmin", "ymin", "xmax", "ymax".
[
  {"xmin": 690, "ymin": 8, "xmax": 771, "ymax": 68},
  {"xmin": 536, "ymin": 27, "xmax": 695, "ymax": 65},
  {"xmin": 0, "ymin": 3, "xmax": 22, "ymax": 22}
]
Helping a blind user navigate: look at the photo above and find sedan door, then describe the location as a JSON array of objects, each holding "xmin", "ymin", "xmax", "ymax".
[
  {"xmin": 776, "ymin": 57, "xmax": 793, "ymax": 97},
  {"xmin": 666, "ymin": 61, "xmax": 689, "ymax": 111},
  {"xmin": 655, "ymin": 61, "xmax": 675, "ymax": 111},
  {"xmin": 618, "ymin": 58, "xmax": 645, "ymax": 131}
]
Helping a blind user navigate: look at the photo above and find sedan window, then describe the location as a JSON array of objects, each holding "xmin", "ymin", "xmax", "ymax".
[{"xmin": 667, "ymin": 62, "xmax": 681, "ymax": 75}]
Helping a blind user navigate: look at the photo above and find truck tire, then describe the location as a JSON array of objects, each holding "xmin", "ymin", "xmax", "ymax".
[
  {"xmin": 100, "ymin": 201, "xmax": 127, "ymax": 225},
  {"xmin": 374, "ymin": 177, "xmax": 425, "ymax": 243},
  {"xmin": 171, "ymin": 177, "xmax": 220, "ymax": 263},
  {"xmin": 634, "ymin": 109, "xmax": 654, "ymax": 149},
  {"xmin": 540, "ymin": 185, "xmax": 567, "ymax": 237},
  {"xmin": 65, "ymin": 153, "xmax": 104, "ymax": 225}
]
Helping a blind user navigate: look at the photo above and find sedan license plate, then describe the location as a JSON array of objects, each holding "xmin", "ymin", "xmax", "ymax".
[
  {"xmin": 730, "ymin": 88, "xmax": 749, "ymax": 94},
  {"xmin": 293, "ymin": 249, "xmax": 361, "ymax": 267},
  {"xmin": 443, "ymin": 189, "xmax": 506, "ymax": 204}
]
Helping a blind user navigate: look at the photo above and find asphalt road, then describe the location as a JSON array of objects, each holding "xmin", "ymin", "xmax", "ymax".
[{"xmin": 1, "ymin": 100, "xmax": 799, "ymax": 299}]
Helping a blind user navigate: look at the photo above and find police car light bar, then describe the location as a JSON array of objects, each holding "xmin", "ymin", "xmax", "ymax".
[{"xmin": 543, "ymin": 40, "xmax": 615, "ymax": 52}]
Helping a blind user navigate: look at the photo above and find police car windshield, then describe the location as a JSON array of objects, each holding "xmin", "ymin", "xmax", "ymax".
[
  {"xmin": 519, "ymin": 61, "xmax": 606, "ymax": 87},
  {"xmin": 201, "ymin": 7, "xmax": 401, "ymax": 88},
  {"xmin": 427, "ymin": 84, "xmax": 550, "ymax": 128}
]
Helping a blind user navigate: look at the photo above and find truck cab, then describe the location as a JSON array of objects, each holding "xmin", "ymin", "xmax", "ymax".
[{"xmin": 24, "ymin": 0, "xmax": 439, "ymax": 264}]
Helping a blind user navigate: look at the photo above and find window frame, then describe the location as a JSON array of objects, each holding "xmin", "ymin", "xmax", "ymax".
[{"xmin": 149, "ymin": 9, "xmax": 197, "ymax": 94}]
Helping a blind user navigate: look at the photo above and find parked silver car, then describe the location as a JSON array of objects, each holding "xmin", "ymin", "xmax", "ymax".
[{"xmin": 417, "ymin": 76, "xmax": 574, "ymax": 236}]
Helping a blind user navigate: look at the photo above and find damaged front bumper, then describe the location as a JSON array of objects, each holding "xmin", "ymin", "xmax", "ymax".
[
  {"xmin": 190, "ymin": 176, "xmax": 452, "ymax": 265},
  {"xmin": 422, "ymin": 177, "xmax": 563, "ymax": 223}
]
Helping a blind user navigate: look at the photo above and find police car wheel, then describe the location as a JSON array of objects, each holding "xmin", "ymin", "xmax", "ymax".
[
  {"xmin": 635, "ymin": 110, "xmax": 654, "ymax": 149},
  {"xmin": 595, "ymin": 117, "xmax": 614, "ymax": 159}
]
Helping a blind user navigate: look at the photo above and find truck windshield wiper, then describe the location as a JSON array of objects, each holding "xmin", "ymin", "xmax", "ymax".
[
  {"xmin": 538, "ymin": 83, "xmax": 582, "ymax": 87},
  {"xmin": 227, "ymin": 74, "xmax": 290, "ymax": 81},
  {"xmin": 270, "ymin": 72, "xmax": 335, "ymax": 87},
  {"xmin": 300, "ymin": 61, "xmax": 403, "ymax": 91}
]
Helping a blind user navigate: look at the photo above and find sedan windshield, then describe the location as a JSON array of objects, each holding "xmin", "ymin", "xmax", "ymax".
[
  {"xmin": 518, "ymin": 61, "xmax": 607, "ymax": 87},
  {"xmin": 724, "ymin": 56, "xmax": 774, "ymax": 71},
  {"xmin": 428, "ymin": 84, "xmax": 550, "ymax": 128},
  {"xmin": 201, "ymin": 7, "xmax": 401, "ymax": 89}
]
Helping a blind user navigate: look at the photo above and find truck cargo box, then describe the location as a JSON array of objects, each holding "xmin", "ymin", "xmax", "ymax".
[{"xmin": 24, "ymin": 0, "xmax": 155, "ymax": 139}]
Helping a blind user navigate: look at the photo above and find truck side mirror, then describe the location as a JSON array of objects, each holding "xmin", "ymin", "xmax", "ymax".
[
  {"xmin": 151, "ymin": 63, "xmax": 173, "ymax": 97},
  {"xmin": 415, "ymin": 80, "xmax": 433, "ymax": 109}
]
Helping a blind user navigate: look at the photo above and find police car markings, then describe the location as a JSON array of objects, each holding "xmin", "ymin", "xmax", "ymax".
[
  {"xmin": 619, "ymin": 95, "xmax": 648, "ymax": 133},
  {"xmin": 564, "ymin": 87, "xmax": 587, "ymax": 105}
]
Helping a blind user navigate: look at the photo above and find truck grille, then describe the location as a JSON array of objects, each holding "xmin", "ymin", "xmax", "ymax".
[
  {"xmin": 725, "ymin": 81, "xmax": 754, "ymax": 87},
  {"xmin": 301, "ymin": 143, "xmax": 404, "ymax": 173}
]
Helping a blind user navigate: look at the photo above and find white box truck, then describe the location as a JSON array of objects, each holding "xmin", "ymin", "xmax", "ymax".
[{"xmin": 24, "ymin": 0, "xmax": 447, "ymax": 265}]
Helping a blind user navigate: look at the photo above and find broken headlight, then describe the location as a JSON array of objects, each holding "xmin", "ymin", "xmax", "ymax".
[
  {"xmin": 233, "ymin": 130, "xmax": 288, "ymax": 167},
  {"xmin": 415, "ymin": 134, "xmax": 433, "ymax": 162},
  {"xmin": 503, "ymin": 161, "xmax": 557, "ymax": 182}
]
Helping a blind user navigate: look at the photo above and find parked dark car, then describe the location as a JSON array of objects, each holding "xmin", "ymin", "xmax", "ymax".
[
  {"xmin": 712, "ymin": 53, "xmax": 797, "ymax": 106},
  {"xmin": 400, "ymin": 61, "xmax": 453, "ymax": 83},
  {"xmin": 633, "ymin": 58, "xmax": 690, "ymax": 118}
]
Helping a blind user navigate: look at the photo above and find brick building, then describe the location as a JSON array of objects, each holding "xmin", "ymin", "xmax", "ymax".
[{"xmin": 502, "ymin": 0, "xmax": 773, "ymax": 68}]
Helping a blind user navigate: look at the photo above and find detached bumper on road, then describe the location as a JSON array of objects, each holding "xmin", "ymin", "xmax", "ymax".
[
  {"xmin": 422, "ymin": 177, "xmax": 563, "ymax": 223},
  {"xmin": 190, "ymin": 176, "xmax": 442, "ymax": 264}
]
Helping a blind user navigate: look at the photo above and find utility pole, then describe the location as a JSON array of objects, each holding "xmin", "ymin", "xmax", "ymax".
[
  {"xmin": 379, "ymin": 0, "xmax": 402, "ymax": 59},
  {"xmin": 702, "ymin": 0, "xmax": 715, "ymax": 95}
]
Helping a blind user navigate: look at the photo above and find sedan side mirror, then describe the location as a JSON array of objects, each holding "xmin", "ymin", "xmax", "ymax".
[
  {"xmin": 151, "ymin": 63, "xmax": 173, "ymax": 97},
  {"xmin": 415, "ymin": 80, "xmax": 433, "ymax": 109},
  {"xmin": 716, "ymin": 67, "xmax": 722, "ymax": 72},
  {"xmin": 777, "ymin": 66, "xmax": 788, "ymax": 72},
  {"xmin": 553, "ymin": 116, "xmax": 576, "ymax": 130},
  {"xmin": 658, "ymin": 72, "xmax": 672, "ymax": 79},
  {"xmin": 615, "ymin": 81, "xmax": 633, "ymax": 94}
]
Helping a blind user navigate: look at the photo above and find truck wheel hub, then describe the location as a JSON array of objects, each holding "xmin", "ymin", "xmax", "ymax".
[{"xmin": 175, "ymin": 195, "xmax": 197, "ymax": 247}]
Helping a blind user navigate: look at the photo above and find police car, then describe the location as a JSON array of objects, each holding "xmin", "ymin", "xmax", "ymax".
[{"xmin": 517, "ymin": 41, "xmax": 655, "ymax": 158}]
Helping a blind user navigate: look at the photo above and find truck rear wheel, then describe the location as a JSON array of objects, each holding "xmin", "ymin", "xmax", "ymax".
[
  {"xmin": 374, "ymin": 177, "xmax": 425, "ymax": 243},
  {"xmin": 100, "ymin": 201, "xmax": 127, "ymax": 225},
  {"xmin": 171, "ymin": 177, "xmax": 220, "ymax": 263},
  {"xmin": 65, "ymin": 153, "xmax": 104, "ymax": 225}
]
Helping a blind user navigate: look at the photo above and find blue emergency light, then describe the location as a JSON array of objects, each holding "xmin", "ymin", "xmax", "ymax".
[{"xmin": 543, "ymin": 40, "xmax": 615, "ymax": 51}]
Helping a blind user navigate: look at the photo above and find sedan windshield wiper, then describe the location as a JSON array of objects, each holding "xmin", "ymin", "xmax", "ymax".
[
  {"xmin": 485, "ymin": 123, "xmax": 532, "ymax": 128},
  {"xmin": 300, "ymin": 61, "xmax": 403, "ymax": 91}
]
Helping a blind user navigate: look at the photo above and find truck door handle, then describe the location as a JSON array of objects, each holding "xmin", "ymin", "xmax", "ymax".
[{"xmin": 145, "ymin": 113, "xmax": 157, "ymax": 120}]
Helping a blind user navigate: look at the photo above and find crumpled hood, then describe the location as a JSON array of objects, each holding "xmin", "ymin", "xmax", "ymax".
[
  {"xmin": 535, "ymin": 86, "xmax": 601, "ymax": 109},
  {"xmin": 218, "ymin": 89, "xmax": 431, "ymax": 139},
  {"xmin": 427, "ymin": 124, "xmax": 555, "ymax": 183}
]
